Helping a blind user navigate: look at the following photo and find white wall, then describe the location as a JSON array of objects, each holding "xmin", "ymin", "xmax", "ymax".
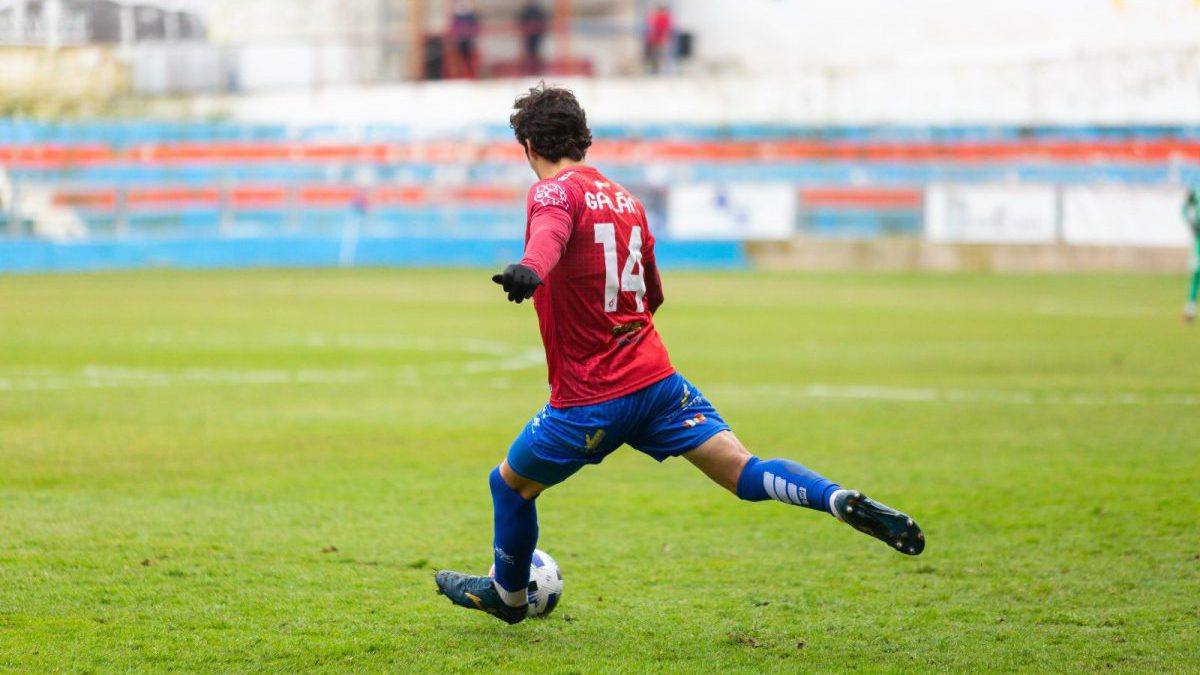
[
  {"xmin": 206, "ymin": 53, "xmax": 1200, "ymax": 127},
  {"xmin": 1062, "ymin": 186, "xmax": 1193, "ymax": 248},
  {"xmin": 926, "ymin": 184, "xmax": 1058, "ymax": 245},
  {"xmin": 193, "ymin": 0, "xmax": 1200, "ymax": 125},
  {"xmin": 674, "ymin": 0, "xmax": 1200, "ymax": 72},
  {"xmin": 925, "ymin": 184, "xmax": 1193, "ymax": 249}
]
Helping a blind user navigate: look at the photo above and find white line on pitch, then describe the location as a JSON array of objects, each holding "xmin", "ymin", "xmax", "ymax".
[
  {"xmin": 0, "ymin": 352, "xmax": 545, "ymax": 391},
  {"xmin": 137, "ymin": 330, "xmax": 519, "ymax": 356},
  {"xmin": 712, "ymin": 383, "xmax": 1200, "ymax": 406}
]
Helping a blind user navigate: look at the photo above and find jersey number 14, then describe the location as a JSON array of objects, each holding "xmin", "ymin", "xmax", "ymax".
[{"xmin": 594, "ymin": 223, "xmax": 646, "ymax": 313}]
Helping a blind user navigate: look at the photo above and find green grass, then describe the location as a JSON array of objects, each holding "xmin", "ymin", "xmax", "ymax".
[{"xmin": 1, "ymin": 269, "xmax": 1198, "ymax": 673}]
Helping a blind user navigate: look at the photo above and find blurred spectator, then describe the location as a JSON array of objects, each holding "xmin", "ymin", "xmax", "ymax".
[
  {"xmin": 644, "ymin": 3, "xmax": 673, "ymax": 75},
  {"xmin": 449, "ymin": 0, "xmax": 481, "ymax": 79},
  {"xmin": 517, "ymin": 1, "xmax": 549, "ymax": 75}
]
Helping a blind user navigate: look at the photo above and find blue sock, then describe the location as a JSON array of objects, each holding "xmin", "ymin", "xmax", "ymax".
[
  {"xmin": 490, "ymin": 466, "xmax": 538, "ymax": 599},
  {"xmin": 736, "ymin": 457, "xmax": 841, "ymax": 514}
]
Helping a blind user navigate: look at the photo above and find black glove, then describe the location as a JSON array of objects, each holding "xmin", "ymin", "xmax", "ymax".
[{"xmin": 491, "ymin": 264, "xmax": 542, "ymax": 303}]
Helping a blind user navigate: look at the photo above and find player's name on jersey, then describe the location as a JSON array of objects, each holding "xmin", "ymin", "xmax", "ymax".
[{"xmin": 584, "ymin": 187, "xmax": 637, "ymax": 214}]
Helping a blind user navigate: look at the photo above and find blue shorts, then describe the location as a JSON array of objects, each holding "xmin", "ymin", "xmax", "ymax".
[{"xmin": 506, "ymin": 372, "xmax": 731, "ymax": 486}]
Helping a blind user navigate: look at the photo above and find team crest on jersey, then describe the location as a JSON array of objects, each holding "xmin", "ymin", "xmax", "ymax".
[{"xmin": 534, "ymin": 182, "xmax": 569, "ymax": 208}]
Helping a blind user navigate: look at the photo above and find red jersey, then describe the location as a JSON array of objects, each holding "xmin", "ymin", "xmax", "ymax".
[
  {"xmin": 647, "ymin": 9, "xmax": 672, "ymax": 47},
  {"xmin": 519, "ymin": 165, "xmax": 674, "ymax": 407}
]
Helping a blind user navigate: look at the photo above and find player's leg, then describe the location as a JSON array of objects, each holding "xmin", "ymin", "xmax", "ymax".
[
  {"xmin": 684, "ymin": 430, "xmax": 924, "ymax": 555},
  {"xmin": 434, "ymin": 462, "xmax": 547, "ymax": 624},
  {"xmin": 434, "ymin": 459, "xmax": 561, "ymax": 624},
  {"xmin": 486, "ymin": 460, "xmax": 547, "ymax": 608},
  {"xmin": 1184, "ymin": 247, "xmax": 1199, "ymax": 323},
  {"xmin": 435, "ymin": 436, "xmax": 566, "ymax": 624},
  {"xmin": 630, "ymin": 374, "xmax": 924, "ymax": 555},
  {"xmin": 436, "ymin": 402, "xmax": 621, "ymax": 623},
  {"xmin": 683, "ymin": 430, "xmax": 842, "ymax": 513}
]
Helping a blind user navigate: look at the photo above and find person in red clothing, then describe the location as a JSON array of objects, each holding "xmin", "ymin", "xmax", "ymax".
[
  {"xmin": 644, "ymin": 3, "xmax": 673, "ymax": 74},
  {"xmin": 435, "ymin": 84, "xmax": 925, "ymax": 624}
]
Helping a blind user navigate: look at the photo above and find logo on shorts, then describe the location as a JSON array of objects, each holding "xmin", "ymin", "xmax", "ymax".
[
  {"xmin": 533, "ymin": 182, "xmax": 569, "ymax": 208},
  {"xmin": 530, "ymin": 407, "xmax": 548, "ymax": 433},
  {"xmin": 682, "ymin": 389, "xmax": 706, "ymax": 410},
  {"xmin": 584, "ymin": 429, "xmax": 606, "ymax": 453},
  {"xmin": 683, "ymin": 413, "xmax": 707, "ymax": 428}
]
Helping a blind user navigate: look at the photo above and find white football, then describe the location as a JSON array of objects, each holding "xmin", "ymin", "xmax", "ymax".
[{"xmin": 488, "ymin": 548, "xmax": 563, "ymax": 617}]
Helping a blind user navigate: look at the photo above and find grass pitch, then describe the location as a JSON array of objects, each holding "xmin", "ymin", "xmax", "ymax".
[{"xmin": 1, "ymin": 269, "xmax": 1198, "ymax": 672}]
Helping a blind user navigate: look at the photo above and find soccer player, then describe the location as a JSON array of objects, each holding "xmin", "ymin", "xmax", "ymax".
[
  {"xmin": 435, "ymin": 85, "xmax": 925, "ymax": 625},
  {"xmin": 1184, "ymin": 189, "xmax": 1200, "ymax": 324}
]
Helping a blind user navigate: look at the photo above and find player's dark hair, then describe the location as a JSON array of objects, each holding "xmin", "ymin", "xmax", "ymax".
[{"xmin": 510, "ymin": 83, "xmax": 593, "ymax": 162}]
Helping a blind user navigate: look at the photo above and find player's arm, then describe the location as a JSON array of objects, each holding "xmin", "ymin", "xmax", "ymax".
[
  {"xmin": 642, "ymin": 223, "xmax": 664, "ymax": 315},
  {"xmin": 492, "ymin": 191, "xmax": 573, "ymax": 303}
]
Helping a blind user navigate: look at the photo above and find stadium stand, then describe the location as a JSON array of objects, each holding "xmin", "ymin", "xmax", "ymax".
[
  {"xmin": 4, "ymin": 121, "xmax": 1199, "ymax": 248},
  {"xmin": 3, "ymin": 1, "xmax": 1200, "ymax": 271}
]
